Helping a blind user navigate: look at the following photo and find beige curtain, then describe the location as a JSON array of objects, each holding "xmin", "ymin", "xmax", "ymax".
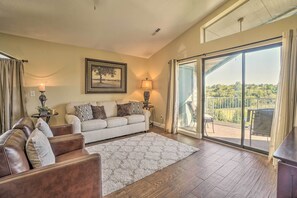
[
  {"xmin": 0, "ymin": 59, "xmax": 27, "ymax": 134},
  {"xmin": 165, "ymin": 59, "xmax": 179, "ymax": 134},
  {"xmin": 269, "ymin": 29, "xmax": 297, "ymax": 161}
]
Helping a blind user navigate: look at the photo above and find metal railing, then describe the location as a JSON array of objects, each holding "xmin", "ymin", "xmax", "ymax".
[{"xmin": 205, "ymin": 97, "xmax": 276, "ymax": 124}]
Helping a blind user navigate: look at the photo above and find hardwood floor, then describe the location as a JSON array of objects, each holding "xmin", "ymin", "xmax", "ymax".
[{"xmin": 101, "ymin": 126, "xmax": 277, "ymax": 198}]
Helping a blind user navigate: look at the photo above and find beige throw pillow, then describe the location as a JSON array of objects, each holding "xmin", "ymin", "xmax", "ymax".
[
  {"xmin": 26, "ymin": 129, "xmax": 55, "ymax": 168},
  {"xmin": 35, "ymin": 118, "xmax": 53, "ymax": 137}
]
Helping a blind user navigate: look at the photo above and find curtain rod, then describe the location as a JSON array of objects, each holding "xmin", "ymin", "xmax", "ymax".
[
  {"xmin": 177, "ymin": 35, "xmax": 282, "ymax": 62},
  {"xmin": 0, "ymin": 52, "xmax": 28, "ymax": 63}
]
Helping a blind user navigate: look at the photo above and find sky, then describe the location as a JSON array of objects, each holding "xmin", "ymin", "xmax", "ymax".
[{"xmin": 205, "ymin": 46, "xmax": 281, "ymax": 86}]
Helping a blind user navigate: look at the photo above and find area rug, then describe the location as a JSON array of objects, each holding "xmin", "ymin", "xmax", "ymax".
[{"xmin": 86, "ymin": 132, "xmax": 199, "ymax": 196}]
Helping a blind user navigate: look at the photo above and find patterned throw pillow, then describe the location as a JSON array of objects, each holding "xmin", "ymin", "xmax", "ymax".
[
  {"xmin": 117, "ymin": 103, "xmax": 132, "ymax": 117},
  {"xmin": 75, "ymin": 104, "xmax": 93, "ymax": 121},
  {"xmin": 130, "ymin": 101, "xmax": 144, "ymax": 114},
  {"xmin": 91, "ymin": 105, "xmax": 107, "ymax": 119}
]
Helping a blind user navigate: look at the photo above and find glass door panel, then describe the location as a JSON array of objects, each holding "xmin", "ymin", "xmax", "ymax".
[
  {"xmin": 244, "ymin": 46, "xmax": 281, "ymax": 152},
  {"xmin": 204, "ymin": 53, "xmax": 242, "ymax": 145},
  {"xmin": 177, "ymin": 61, "xmax": 197, "ymax": 133}
]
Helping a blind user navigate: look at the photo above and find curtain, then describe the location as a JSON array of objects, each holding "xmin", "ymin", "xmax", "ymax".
[
  {"xmin": 0, "ymin": 58, "xmax": 27, "ymax": 134},
  {"xmin": 165, "ymin": 59, "xmax": 179, "ymax": 134},
  {"xmin": 269, "ymin": 29, "xmax": 297, "ymax": 161}
]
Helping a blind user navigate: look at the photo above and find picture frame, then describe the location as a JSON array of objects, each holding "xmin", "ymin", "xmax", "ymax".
[{"xmin": 85, "ymin": 58, "xmax": 127, "ymax": 93}]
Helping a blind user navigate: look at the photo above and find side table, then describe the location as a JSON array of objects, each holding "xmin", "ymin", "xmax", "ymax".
[
  {"xmin": 31, "ymin": 112, "xmax": 59, "ymax": 124},
  {"xmin": 143, "ymin": 105, "xmax": 154, "ymax": 126}
]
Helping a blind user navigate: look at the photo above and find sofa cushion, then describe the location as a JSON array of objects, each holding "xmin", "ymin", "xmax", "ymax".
[
  {"xmin": 0, "ymin": 129, "xmax": 30, "ymax": 177},
  {"xmin": 91, "ymin": 105, "xmax": 107, "ymax": 119},
  {"xmin": 55, "ymin": 149, "xmax": 89, "ymax": 163},
  {"xmin": 66, "ymin": 101, "xmax": 97, "ymax": 115},
  {"xmin": 97, "ymin": 101, "xmax": 117, "ymax": 117},
  {"xmin": 105, "ymin": 117, "xmax": 128, "ymax": 128},
  {"xmin": 75, "ymin": 104, "xmax": 94, "ymax": 122},
  {"xmin": 26, "ymin": 129, "xmax": 55, "ymax": 168},
  {"xmin": 35, "ymin": 118, "xmax": 53, "ymax": 137},
  {"xmin": 81, "ymin": 119, "xmax": 107, "ymax": 132},
  {"xmin": 124, "ymin": 115, "xmax": 145, "ymax": 124},
  {"xmin": 117, "ymin": 103, "xmax": 132, "ymax": 117}
]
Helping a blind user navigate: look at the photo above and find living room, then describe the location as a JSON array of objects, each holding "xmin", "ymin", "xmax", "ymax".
[{"xmin": 0, "ymin": 0, "xmax": 297, "ymax": 197}]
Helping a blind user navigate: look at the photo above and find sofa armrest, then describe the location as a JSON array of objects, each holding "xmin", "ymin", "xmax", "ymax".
[
  {"xmin": 50, "ymin": 124, "xmax": 73, "ymax": 136},
  {"xmin": 143, "ymin": 109, "xmax": 151, "ymax": 131},
  {"xmin": 0, "ymin": 154, "xmax": 102, "ymax": 198},
  {"xmin": 49, "ymin": 134, "xmax": 85, "ymax": 156},
  {"xmin": 12, "ymin": 117, "xmax": 35, "ymax": 138},
  {"xmin": 65, "ymin": 114, "xmax": 81, "ymax": 133}
]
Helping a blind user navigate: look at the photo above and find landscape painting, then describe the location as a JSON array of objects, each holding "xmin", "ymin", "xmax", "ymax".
[
  {"xmin": 85, "ymin": 58, "xmax": 127, "ymax": 93},
  {"xmin": 91, "ymin": 66, "xmax": 121, "ymax": 88}
]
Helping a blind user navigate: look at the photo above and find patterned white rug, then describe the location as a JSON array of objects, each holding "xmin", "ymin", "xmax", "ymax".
[{"xmin": 86, "ymin": 132, "xmax": 199, "ymax": 196}]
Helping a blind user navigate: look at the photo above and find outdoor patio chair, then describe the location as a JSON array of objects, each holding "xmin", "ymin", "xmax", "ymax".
[
  {"xmin": 248, "ymin": 108, "xmax": 274, "ymax": 146},
  {"xmin": 186, "ymin": 101, "xmax": 214, "ymax": 135}
]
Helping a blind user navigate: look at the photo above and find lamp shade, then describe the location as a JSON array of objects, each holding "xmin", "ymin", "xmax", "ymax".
[
  {"xmin": 141, "ymin": 79, "xmax": 153, "ymax": 90},
  {"xmin": 38, "ymin": 83, "xmax": 46, "ymax": 92}
]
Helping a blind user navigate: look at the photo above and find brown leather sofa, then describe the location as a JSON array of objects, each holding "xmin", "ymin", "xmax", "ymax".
[
  {"xmin": 12, "ymin": 117, "xmax": 74, "ymax": 137},
  {"xmin": 0, "ymin": 119, "xmax": 102, "ymax": 198}
]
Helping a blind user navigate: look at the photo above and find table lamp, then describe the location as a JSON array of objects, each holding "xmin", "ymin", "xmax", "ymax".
[
  {"xmin": 141, "ymin": 78, "xmax": 153, "ymax": 108},
  {"xmin": 38, "ymin": 83, "xmax": 47, "ymax": 108}
]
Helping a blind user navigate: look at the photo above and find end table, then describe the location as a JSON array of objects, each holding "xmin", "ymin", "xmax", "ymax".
[
  {"xmin": 31, "ymin": 112, "xmax": 59, "ymax": 123},
  {"xmin": 143, "ymin": 105, "xmax": 154, "ymax": 126}
]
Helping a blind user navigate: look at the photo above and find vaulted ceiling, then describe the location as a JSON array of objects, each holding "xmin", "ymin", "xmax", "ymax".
[{"xmin": 0, "ymin": 0, "xmax": 227, "ymax": 58}]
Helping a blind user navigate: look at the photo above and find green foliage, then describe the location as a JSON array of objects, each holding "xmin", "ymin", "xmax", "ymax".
[
  {"xmin": 206, "ymin": 82, "xmax": 278, "ymax": 99},
  {"xmin": 94, "ymin": 67, "xmax": 116, "ymax": 83},
  {"xmin": 232, "ymin": 109, "xmax": 241, "ymax": 124},
  {"xmin": 37, "ymin": 106, "xmax": 51, "ymax": 113},
  {"xmin": 206, "ymin": 83, "xmax": 278, "ymax": 123},
  {"xmin": 214, "ymin": 110, "xmax": 227, "ymax": 122}
]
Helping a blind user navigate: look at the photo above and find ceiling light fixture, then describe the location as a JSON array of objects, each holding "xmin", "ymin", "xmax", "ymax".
[
  {"xmin": 238, "ymin": 17, "xmax": 244, "ymax": 32},
  {"xmin": 152, "ymin": 28, "xmax": 161, "ymax": 36}
]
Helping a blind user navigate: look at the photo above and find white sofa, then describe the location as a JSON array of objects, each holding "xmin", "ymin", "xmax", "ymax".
[{"xmin": 65, "ymin": 100, "xmax": 150, "ymax": 143}]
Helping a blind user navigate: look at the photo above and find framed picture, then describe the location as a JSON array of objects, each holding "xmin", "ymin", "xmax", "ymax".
[{"xmin": 85, "ymin": 58, "xmax": 127, "ymax": 93}]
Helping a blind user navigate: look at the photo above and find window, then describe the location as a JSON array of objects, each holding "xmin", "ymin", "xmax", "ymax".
[{"xmin": 201, "ymin": 0, "xmax": 297, "ymax": 43}]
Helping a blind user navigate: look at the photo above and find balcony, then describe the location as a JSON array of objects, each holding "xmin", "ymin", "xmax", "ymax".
[{"xmin": 178, "ymin": 97, "xmax": 276, "ymax": 152}]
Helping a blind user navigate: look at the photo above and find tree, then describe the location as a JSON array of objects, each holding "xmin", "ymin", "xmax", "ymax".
[{"xmin": 93, "ymin": 67, "xmax": 116, "ymax": 83}]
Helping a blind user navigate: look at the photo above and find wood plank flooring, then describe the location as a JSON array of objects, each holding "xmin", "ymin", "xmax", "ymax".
[{"xmin": 98, "ymin": 127, "xmax": 276, "ymax": 198}]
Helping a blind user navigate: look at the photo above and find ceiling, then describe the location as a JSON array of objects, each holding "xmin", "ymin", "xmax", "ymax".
[
  {"xmin": 0, "ymin": 0, "xmax": 227, "ymax": 58},
  {"xmin": 205, "ymin": 0, "xmax": 297, "ymax": 42}
]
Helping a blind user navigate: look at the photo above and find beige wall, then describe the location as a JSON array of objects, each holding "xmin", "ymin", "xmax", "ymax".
[
  {"xmin": 1, "ymin": 0, "xmax": 297, "ymax": 127},
  {"xmin": 0, "ymin": 33, "xmax": 149, "ymax": 125},
  {"xmin": 147, "ymin": 0, "xmax": 297, "ymax": 124}
]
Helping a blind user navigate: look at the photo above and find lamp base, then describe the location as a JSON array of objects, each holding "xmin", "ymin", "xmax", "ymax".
[
  {"xmin": 143, "ymin": 91, "xmax": 150, "ymax": 108},
  {"xmin": 39, "ymin": 91, "xmax": 47, "ymax": 107}
]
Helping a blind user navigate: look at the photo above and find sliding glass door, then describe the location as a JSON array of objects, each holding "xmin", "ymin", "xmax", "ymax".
[
  {"xmin": 204, "ymin": 53, "xmax": 243, "ymax": 145},
  {"xmin": 177, "ymin": 61, "xmax": 198, "ymax": 134},
  {"xmin": 244, "ymin": 46, "xmax": 281, "ymax": 151},
  {"xmin": 203, "ymin": 44, "xmax": 281, "ymax": 153}
]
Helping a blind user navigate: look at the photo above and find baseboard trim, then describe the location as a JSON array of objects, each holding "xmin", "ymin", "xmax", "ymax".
[{"xmin": 152, "ymin": 121, "xmax": 165, "ymax": 129}]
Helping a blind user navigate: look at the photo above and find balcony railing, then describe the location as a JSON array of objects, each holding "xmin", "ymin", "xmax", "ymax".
[{"xmin": 205, "ymin": 97, "xmax": 276, "ymax": 124}]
